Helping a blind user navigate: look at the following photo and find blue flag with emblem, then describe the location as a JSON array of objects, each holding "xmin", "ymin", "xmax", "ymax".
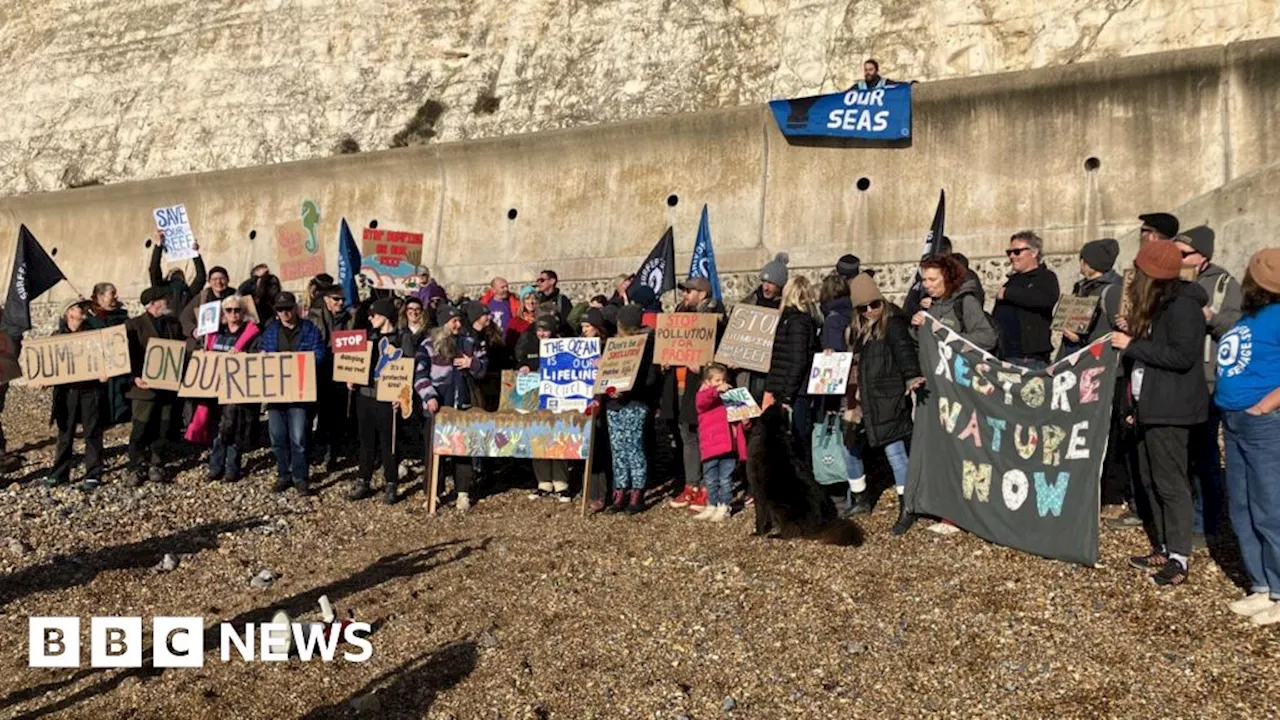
[
  {"xmin": 336, "ymin": 218, "xmax": 361, "ymax": 309},
  {"xmin": 688, "ymin": 205, "xmax": 722, "ymax": 302}
]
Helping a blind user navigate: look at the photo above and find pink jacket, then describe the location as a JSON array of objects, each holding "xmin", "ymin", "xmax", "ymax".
[{"xmin": 695, "ymin": 385, "xmax": 746, "ymax": 462}]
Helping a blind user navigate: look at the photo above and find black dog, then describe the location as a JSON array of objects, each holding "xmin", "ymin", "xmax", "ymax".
[{"xmin": 746, "ymin": 405, "xmax": 863, "ymax": 546}]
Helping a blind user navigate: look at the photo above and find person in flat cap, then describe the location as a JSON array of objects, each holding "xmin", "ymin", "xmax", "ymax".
[
  {"xmin": 1139, "ymin": 213, "xmax": 1179, "ymax": 243},
  {"xmin": 1060, "ymin": 238, "xmax": 1127, "ymax": 520},
  {"xmin": 627, "ymin": 283, "xmax": 659, "ymax": 313},
  {"xmin": 308, "ymin": 284, "xmax": 356, "ymax": 472},
  {"xmin": 664, "ymin": 276, "xmax": 728, "ymax": 512},
  {"xmin": 1174, "ymin": 223, "xmax": 1242, "ymax": 543},
  {"xmin": 1215, "ymin": 248, "xmax": 1280, "ymax": 624},
  {"xmin": 260, "ymin": 291, "xmax": 327, "ymax": 496},
  {"xmin": 123, "ymin": 285, "xmax": 185, "ymax": 489}
]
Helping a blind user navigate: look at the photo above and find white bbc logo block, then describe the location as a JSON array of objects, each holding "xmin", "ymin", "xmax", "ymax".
[
  {"xmin": 29, "ymin": 617, "xmax": 81, "ymax": 668},
  {"xmin": 90, "ymin": 617, "xmax": 143, "ymax": 668},
  {"xmin": 153, "ymin": 617, "xmax": 205, "ymax": 668}
]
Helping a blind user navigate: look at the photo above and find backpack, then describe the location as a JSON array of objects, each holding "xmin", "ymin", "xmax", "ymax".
[{"xmin": 957, "ymin": 294, "xmax": 1003, "ymax": 357}]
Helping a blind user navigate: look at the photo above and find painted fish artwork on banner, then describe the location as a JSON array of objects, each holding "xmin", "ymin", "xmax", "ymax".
[
  {"xmin": 905, "ymin": 318, "xmax": 1118, "ymax": 566},
  {"xmin": 769, "ymin": 83, "xmax": 912, "ymax": 140}
]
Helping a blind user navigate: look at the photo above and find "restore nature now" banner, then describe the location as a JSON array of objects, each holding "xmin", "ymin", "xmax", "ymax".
[{"xmin": 904, "ymin": 321, "xmax": 1118, "ymax": 566}]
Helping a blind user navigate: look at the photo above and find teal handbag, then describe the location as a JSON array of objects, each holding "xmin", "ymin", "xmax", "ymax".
[{"xmin": 811, "ymin": 414, "xmax": 848, "ymax": 485}]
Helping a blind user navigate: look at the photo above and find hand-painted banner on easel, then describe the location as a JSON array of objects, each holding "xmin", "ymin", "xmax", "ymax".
[
  {"xmin": 432, "ymin": 408, "xmax": 593, "ymax": 460},
  {"xmin": 904, "ymin": 320, "xmax": 1117, "ymax": 566}
]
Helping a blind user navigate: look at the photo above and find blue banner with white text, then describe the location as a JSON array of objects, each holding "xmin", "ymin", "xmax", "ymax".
[{"xmin": 769, "ymin": 83, "xmax": 912, "ymax": 140}]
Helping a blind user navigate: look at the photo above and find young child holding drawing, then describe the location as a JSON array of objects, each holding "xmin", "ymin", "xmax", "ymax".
[{"xmin": 695, "ymin": 363, "xmax": 746, "ymax": 522}]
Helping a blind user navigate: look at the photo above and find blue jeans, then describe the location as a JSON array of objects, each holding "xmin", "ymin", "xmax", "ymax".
[
  {"xmin": 209, "ymin": 437, "xmax": 241, "ymax": 479},
  {"xmin": 1191, "ymin": 405, "xmax": 1224, "ymax": 536},
  {"xmin": 268, "ymin": 405, "xmax": 310, "ymax": 485},
  {"xmin": 844, "ymin": 439, "xmax": 909, "ymax": 490},
  {"xmin": 702, "ymin": 456, "xmax": 737, "ymax": 507},
  {"xmin": 1223, "ymin": 409, "xmax": 1280, "ymax": 599}
]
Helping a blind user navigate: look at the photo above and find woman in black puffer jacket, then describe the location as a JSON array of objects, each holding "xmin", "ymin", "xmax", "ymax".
[
  {"xmin": 764, "ymin": 276, "xmax": 820, "ymax": 448},
  {"xmin": 842, "ymin": 274, "xmax": 924, "ymax": 534}
]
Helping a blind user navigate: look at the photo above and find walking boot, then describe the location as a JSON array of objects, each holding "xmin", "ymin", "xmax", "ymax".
[
  {"xmin": 625, "ymin": 489, "xmax": 645, "ymax": 515},
  {"xmin": 273, "ymin": 476, "xmax": 293, "ymax": 493},
  {"xmin": 383, "ymin": 482, "xmax": 399, "ymax": 505},
  {"xmin": 843, "ymin": 492, "xmax": 873, "ymax": 518},
  {"xmin": 347, "ymin": 480, "xmax": 373, "ymax": 501},
  {"xmin": 605, "ymin": 489, "xmax": 627, "ymax": 513},
  {"xmin": 890, "ymin": 496, "xmax": 918, "ymax": 536}
]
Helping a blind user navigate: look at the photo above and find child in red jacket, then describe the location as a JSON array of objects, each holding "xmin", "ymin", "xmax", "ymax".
[{"xmin": 695, "ymin": 363, "xmax": 746, "ymax": 521}]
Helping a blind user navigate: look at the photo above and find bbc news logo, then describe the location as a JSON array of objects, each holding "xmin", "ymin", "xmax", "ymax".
[{"xmin": 29, "ymin": 617, "xmax": 373, "ymax": 668}]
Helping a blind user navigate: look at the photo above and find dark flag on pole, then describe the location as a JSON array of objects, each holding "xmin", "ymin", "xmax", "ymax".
[
  {"xmin": 904, "ymin": 190, "xmax": 946, "ymax": 315},
  {"xmin": 336, "ymin": 218, "xmax": 362, "ymax": 310},
  {"xmin": 633, "ymin": 226, "xmax": 677, "ymax": 305},
  {"xmin": 1, "ymin": 225, "xmax": 66, "ymax": 335}
]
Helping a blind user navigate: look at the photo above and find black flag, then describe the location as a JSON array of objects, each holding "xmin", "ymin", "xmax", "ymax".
[
  {"xmin": 904, "ymin": 190, "xmax": 946, "ymax": 314},
  {"xmin": 633, "ymin": 227, "xmax": 676, "ymax": 305},
  {"xmin": 2, "ymin": 225, "xmax": 66, "ymax": 334}
]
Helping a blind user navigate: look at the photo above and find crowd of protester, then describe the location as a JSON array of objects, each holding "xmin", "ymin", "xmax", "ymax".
[{"xmin": 2, "ymin": 212, "xmax": 1279, "ymax": 624}]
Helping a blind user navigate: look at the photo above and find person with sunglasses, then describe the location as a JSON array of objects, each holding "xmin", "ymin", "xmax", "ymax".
[
  {"xmin": 535, "ymin": 269, "xmax": 574, "ymax": 331},
  {"xmin": 842, "ymin": 275, "xmax": 924, "ymax": 532},
  {"xmin": 1176, "ymin": 225, "xmax": 1242, "ymax": 548},
  {"xmin": 195, "ymin": 295, "xmax": 260, "ymax": 483},
  {"xmin": 992, "ymin": 230, "xmax": 1060, "ymax": 369},
  {"xmin": 1138, "ymin": 212, "xmax": 1179, "ymax": 244}
]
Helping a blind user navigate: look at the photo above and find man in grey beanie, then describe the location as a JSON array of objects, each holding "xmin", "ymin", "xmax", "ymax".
[{"xmin": 734, "ymin": 253, "xmax": 788, "ymax": 403}]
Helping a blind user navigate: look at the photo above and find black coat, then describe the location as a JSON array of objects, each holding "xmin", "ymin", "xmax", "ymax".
[
  {"xmin": 765, "ymin": 307, "xmax": 818, "ymax": 405},
  {"xmin": 50, "ymin": 316, "xmax": 108, "ymax": 427},
  {"xmin": 604, "ymin": 330, "xmax": 659, "ymax": 411},
  {"xmin": 735, "ymin": 286, "xmax": 783, "ymax": 403},
  {"xmin": 125, "ymin": 312, "xmax": 185, "ymax": 402},
  {"xmin": 1124, "ymin": 282, "xmax": 1209, "ymax": 426},
  {"xmin": 993, "ymin": 264, "xmax": 1060, "ymax": 359},
  {"xmin": 851, "ymin": 310, "xmax": 921, "ymax": 447},
  {"xmin": 149, "ymin": 244, "xmax": 206, "ymax": 314}
]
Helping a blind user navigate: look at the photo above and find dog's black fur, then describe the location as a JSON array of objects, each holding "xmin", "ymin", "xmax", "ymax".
[{"xmin": 746, "ymin": 405, "xmax": 864, "ymax": 546}]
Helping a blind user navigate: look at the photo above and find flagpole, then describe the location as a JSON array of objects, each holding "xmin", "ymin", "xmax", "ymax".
[{"xmin": 61, "ymin": 278, "xmax": 86, "ymax": 300}]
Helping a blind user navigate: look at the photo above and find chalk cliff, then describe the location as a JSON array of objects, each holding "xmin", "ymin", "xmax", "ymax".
[{"xmin": 1, "ymin": 0, "xmax": 1274, "ymax": 196}]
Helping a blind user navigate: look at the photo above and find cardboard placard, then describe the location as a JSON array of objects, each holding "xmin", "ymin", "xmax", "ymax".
[
  {"xmin": 20, "ymin": 325, "xmax": 131, "ymax": 387},
  {"xmin": 721, "ymin": 387, "xmax": 762, "ymax": 423},
  {"xmin": 359, "ymin": 226, "xmax": 425, "ymax": 290},
  {"xmin": 714, "ymin": 305, "xmax": 780, "ymax": 373},
  {"xmin": 217, "ymin": 352, "xmax": 316, "ymax": 405},
  {"xmin": 807, "ymin": 352, "xmax": 853, "ymax": 395},
  {"xmin": 333, "ymin": 346, "xmax": 372, "ymax": 385},
  {"xmin": 1052, "ymin": 295, "xmax": 1098, "ymax": 334},
  {"xmin": 196, "ymin": 301, "xmax": 221, "ymax": 338},
  {"xmin": 331, "ymin": 329, "xmax": 368, "ymax": 353},
  {"xmin": 654, "ymin": 313, "xmax": 717, "ymax": 368},
  {"xmin": 153, "ymin": 203, "xmax": 198, "ymax": 262},
  {"xmin": 540, "ymin": 337, "xmax": 600, "ymax": 412},
  {"xmin": 278, "ymin": 219, "xmax": 326, "ymax": 282},
  {"xmin": 376, "ymin": 358, "xmax": 414, "ymax": 402},
  {"xmin": 143, "ymin": 339, "xmax": 187, "ymax": 392},
  {"xmin": 179, "ymin": 351, "xmax": 223, "ymax": 398},
  {"xmin": 499, "ymin": 369, "xmax": 541, "ymax": 413},
  {"xmin": 594, "ymin": 335, "xmax": 649, "ymax": 394},
  {"xmin": 1118, "ymin": 267, "xmax": 1200, "ymax": 321}
]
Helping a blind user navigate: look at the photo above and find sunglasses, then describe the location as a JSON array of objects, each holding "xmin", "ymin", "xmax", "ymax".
[
  {"xmin": 856, "ymin": 299, "xmax": 884, "ymax": 312},
  {"xmin": 1005, "ymin": 247, "xmax": 1032, "ymax": 257},
  {"xmin": 1180, "ymin": 249, "xmax": 1198, "ymax": 258},
  {"xmin": 537, "ymin": 277, "xmax": 549, "ymax": 283},
  {"xmin": 224, "ymin": 308, "xmax": 243, "ymax": 314}
]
